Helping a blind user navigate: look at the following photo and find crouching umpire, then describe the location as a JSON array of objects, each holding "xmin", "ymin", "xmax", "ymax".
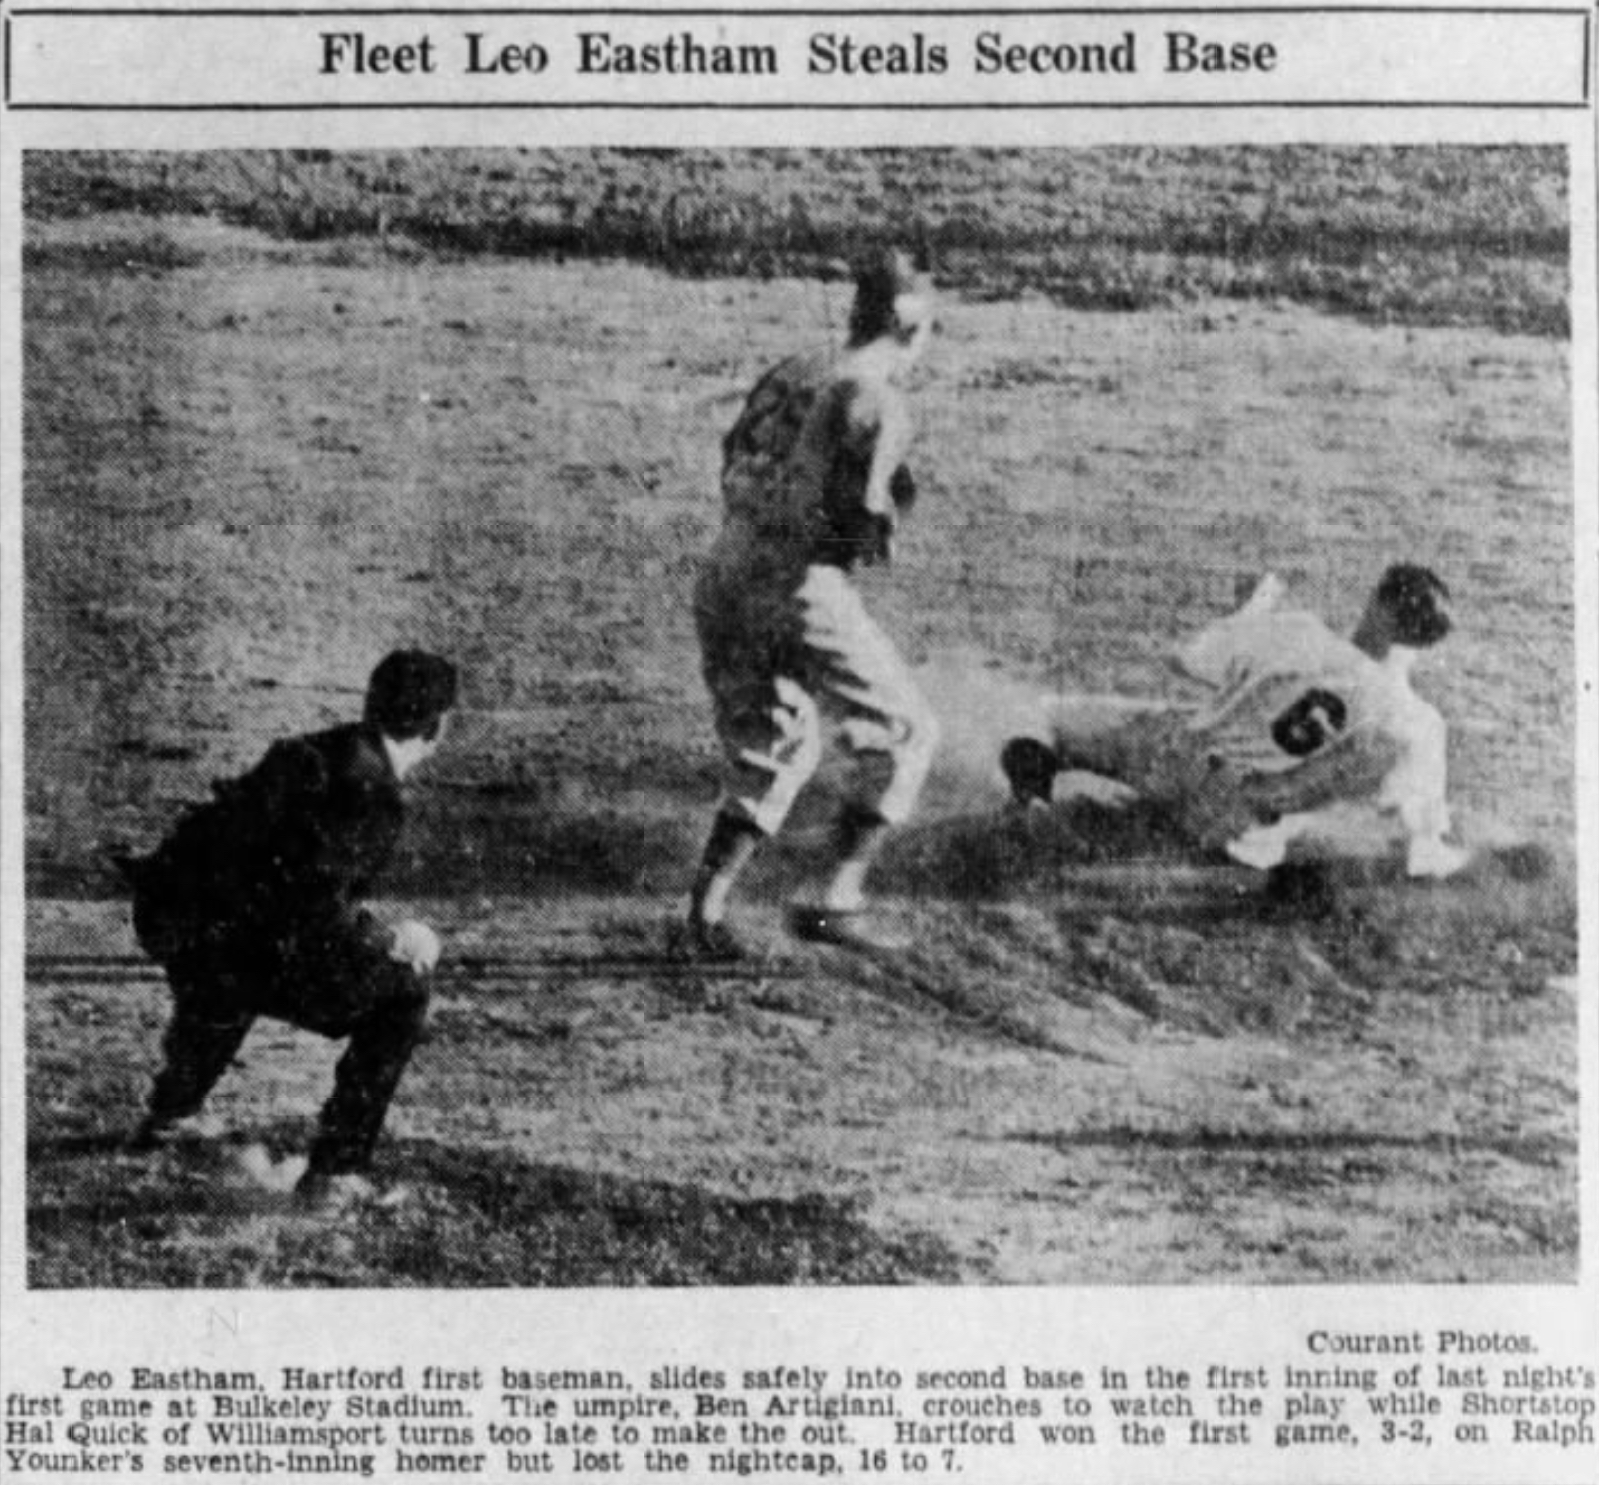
[{"xmin": 119, "ymin": 650, "xmax": 458, "ymax": 1211}]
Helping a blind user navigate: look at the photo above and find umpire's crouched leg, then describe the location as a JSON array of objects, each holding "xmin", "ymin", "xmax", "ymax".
[{"xmin": 293, "ymin": 951, "xmax": 433, "ymax": 1181}]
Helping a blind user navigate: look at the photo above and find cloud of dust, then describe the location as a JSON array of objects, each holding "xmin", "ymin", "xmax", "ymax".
[
  {"xmin": 788, "ymin": 648, "xmax": 1131, "ymax": 833},
  {"xmin": 912, "ymin": 649, "xmax": 1049, "ymax": 820}
]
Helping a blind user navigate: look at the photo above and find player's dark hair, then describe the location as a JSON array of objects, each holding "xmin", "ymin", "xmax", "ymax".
[
  {"xmin": 365, "ymin": 650, "xmax": 459, "ymax": 741},
  {"xmin": 1376, "ymin": 564, "xmax": 1452, "ymax": 647},
  {"xmin": 849, "ymin": 245, "xmax": 932, "ymax": 345}
]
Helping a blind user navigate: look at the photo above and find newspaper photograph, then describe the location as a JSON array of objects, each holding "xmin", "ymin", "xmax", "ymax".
[{"xmin": 1, "ymin": 3, "xmax": 1595, "ymax": 1482}]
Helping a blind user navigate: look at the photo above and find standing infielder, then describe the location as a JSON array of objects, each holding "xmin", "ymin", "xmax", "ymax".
[
  {"xmin": 120, "ymin": 650, "xmax": 458, "ymax": 1210},
  {"xmin": 687, "ymin": 247, "xmax": 940, "ymax": 956},
  {"xmin": 1001, "ymin": 565, "xmax": 1471, "ymax": 880}
]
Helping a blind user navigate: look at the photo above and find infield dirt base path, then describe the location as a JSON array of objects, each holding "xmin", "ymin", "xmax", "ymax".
[{"xmin": 26, "ymin": 878, "xmax": 1577, "ymax": 1287}]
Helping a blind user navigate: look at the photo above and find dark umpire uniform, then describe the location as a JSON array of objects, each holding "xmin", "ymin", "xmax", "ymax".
[{"xmin": 123, "ymin": 650, "xmax": 457, "ymax": 1193}]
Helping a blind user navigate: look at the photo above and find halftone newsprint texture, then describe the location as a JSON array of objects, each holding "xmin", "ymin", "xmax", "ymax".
[{"xmin": 1, "ymin": 4, "xmax": 1596, "ymax": 1484}]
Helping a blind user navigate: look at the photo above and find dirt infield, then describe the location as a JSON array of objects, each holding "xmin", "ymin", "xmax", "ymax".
[
  {"xmin": 21, "ymin": 200, "xmax": 1576, "ymax": 1285},
  {"xmin": 26, "ymin": 873, "xmax": 1578, "ymax": 1285}
]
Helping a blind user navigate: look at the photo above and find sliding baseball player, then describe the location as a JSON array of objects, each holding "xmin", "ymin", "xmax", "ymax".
[{"xmin": 1002, "ymin": 564, "xmax": 1471, "ymax": 880}]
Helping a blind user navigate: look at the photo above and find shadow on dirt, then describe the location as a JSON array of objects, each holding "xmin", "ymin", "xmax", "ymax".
[
  {"xmin": 48, "ymin": 792, "xmax": 707, "ymax": 901},
  {"xmin": 28, "ymin": 1128, "xmax": 967, "ymax": 1288},
  {"xmin": 397, "ymin": 792, "xmax": 703, "ymax": 898},
  {"xmin": 51, "ymin": 783, "xmax": 1254, "ymax": 904}
]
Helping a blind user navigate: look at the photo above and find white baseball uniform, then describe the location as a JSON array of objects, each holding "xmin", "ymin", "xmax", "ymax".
[
  {"xmin": 1035, "ymin": 578, "xmax": 1456, "ymax": 874},
  {"xmin": 694, "ymin": 344, "xmax": 937, "ymax": 836}
]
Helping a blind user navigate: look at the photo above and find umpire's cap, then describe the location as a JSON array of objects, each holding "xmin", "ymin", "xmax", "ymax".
[
  {"xmin": 366, "ymin": 650, "xmax": 459, "ymax": 740},
  {"xmin": 1375, "ymin": 564, "xmax": 1451, "ymax": 647}
]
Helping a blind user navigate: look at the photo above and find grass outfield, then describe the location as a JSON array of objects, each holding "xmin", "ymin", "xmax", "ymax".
[{"xmin": 23, "ymin": 146, "xmax": 1569, "ymax": 333}]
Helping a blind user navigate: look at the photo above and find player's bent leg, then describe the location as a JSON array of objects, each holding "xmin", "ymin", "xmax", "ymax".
[
  {"xmin": 1037, "ymin": 694, "xmax": 1182, "ymax": 784},
  {"xmin": 684, "ymin": 676, "xmax": 824, "ymax": 956},
  {"xmin": 724, "ymin": 677, "xmax": 826, "ymax": 836},
  {"xmin": 686, "ymin": 810, "xmax": 767, "ymax": 960},
  {"xmin": 793, "ymin": 567, "xmax": 937, "ymax": 951},
  {"xmin": 1025, "ymin": 696, "xmax": 1239, "ymax": 851},
  {"xmin": 842, "ymin": 684, "xmax": 940, "ymax": 831},
  {"xmin": 798, "ymin": 566, "xmax": 940, "ymax": 822},
  {"xmin": 788, "ymin": 794, "xmax": 919, "ymax": 952},
  {"xmin": 694, "ymin": 561, "xmax": 823, "ymax": 842}
]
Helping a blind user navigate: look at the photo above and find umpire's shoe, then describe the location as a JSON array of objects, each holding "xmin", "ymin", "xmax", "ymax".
[
  {"xmin": 127, "ymin": 1110, "xmax": 228, "ymax": 1151},
  {"xmin": 293, "ymin": 1169, "xmax": 411, "ymax": 1217}
]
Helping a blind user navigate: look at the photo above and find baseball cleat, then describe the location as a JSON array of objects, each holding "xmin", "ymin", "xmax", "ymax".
[
  {"xmin": 1261, "ymin": 862, "xmax": 1337, "ymax": 916},
  {"xmin": 670, "ymin": 914, "xmax": 750, "ymax": 962},
  {"xmin": 787, "ymin": 905, "xmax": 913, "ymax": 956},
  {"xmin": 1000, "ymin": 737, "xmax": 1062, "ymax": 807}
]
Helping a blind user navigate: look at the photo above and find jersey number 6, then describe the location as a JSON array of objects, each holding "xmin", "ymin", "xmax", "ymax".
[{"xmin": 1270, "ymin": 688, "xmax": 1349, "ymax": 757}]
